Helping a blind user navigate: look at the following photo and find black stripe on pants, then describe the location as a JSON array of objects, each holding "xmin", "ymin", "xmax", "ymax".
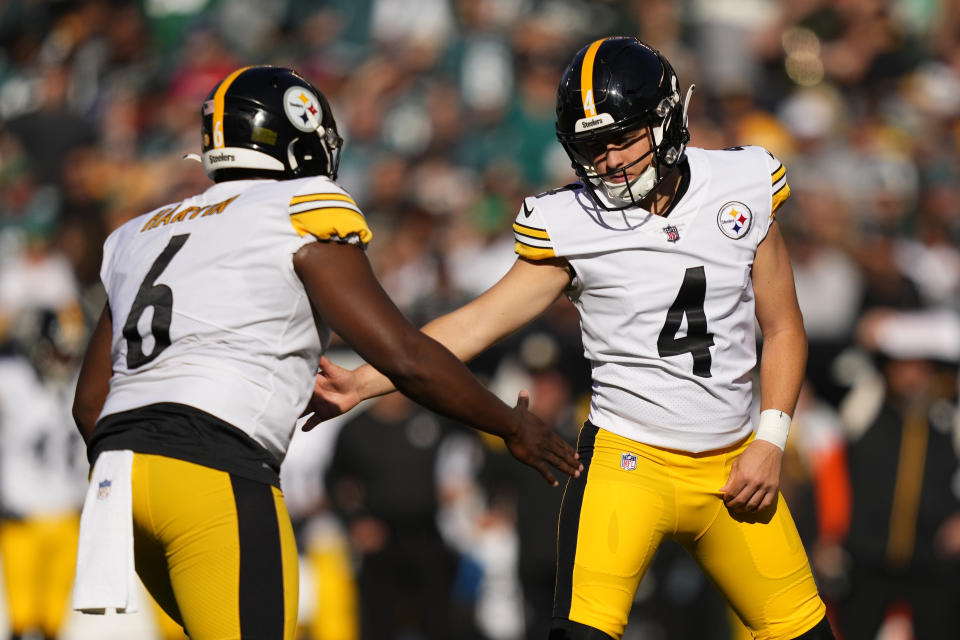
[
  {"xmin": 231, "ymin": 474, "xmax": 285, "ymax": 639},
  {"xmin": 553, "ymin": 422, "xmax": 599, "ymax": 620}
]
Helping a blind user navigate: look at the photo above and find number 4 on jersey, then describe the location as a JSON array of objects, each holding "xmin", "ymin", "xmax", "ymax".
[
  {"xmin": 122, "ymin": 234, "xmax": 189, "ymax": 369},
  {"xmin": 657, "ymin": 266, "xmax": 714, "ymax": 377}
]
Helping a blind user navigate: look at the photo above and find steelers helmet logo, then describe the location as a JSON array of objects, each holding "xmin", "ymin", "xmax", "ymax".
[
  {"xmin": 283, "ymin": 86, "xmax": 324, "ymax": 133},
  {"xmin": 717, "ymin": 201, "xmax": 753, "ymax": 240}
]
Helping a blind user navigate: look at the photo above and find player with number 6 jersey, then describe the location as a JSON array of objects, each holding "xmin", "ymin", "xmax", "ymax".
[
  {"xmin": 70, "ymin": 65, "xmax": 581, "ymax": 640},
  {"xmin": 309, "ymin": 38, "xmax": 835, "ymax": 640},
  {"xmin": 95, "ymin": 175, "xmax": 366, "ymax": 468}
]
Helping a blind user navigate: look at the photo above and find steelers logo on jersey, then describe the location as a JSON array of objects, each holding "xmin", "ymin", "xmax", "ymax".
[
  {"xmin": 283, "ymin": 86, "xmax": 324, "ymax": 133},
  {"xmin": 716, "ymin": 201, "xmax": 753, "ymax": 240}
]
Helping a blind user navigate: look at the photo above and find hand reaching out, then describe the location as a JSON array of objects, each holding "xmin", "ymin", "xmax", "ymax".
[
  {"xmin": 504, "ymin": 390, "xmax": 582, "ymax": 486},
  {"xmin": 301, "ymin": 362, "xmax": 582, "ymax": 486},
  {"xmin": 301, "ymin": 356, "xmax": 363, "ymax": 431}
]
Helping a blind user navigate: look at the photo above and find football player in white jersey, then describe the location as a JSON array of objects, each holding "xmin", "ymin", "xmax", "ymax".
[
  {"xmin": 0, "ymin": 309, "xmax": 88, "ymax": 640},
  {"xmin": 70, "ymin": 66, "xmax": 581, "ymax": 640},
  {"xmin": 309, "ymin": 38, "xmax": 835, "ymax": 639}
]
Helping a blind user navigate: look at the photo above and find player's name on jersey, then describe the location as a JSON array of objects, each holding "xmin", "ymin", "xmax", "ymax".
[{"xmin": 140, "ymin": 195, "xmax": 239, "ymax": 232}]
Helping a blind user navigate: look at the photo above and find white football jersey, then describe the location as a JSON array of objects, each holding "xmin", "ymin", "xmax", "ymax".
[
  {"xmin": 99, "ymin": 176, "xmax": 372, "ymax": 463},
  {"xmin": 513, "ymin": 146, "xmax": 791, "ymax": 452},
  {"xmin": 0, "ymin": 358, "xmax": 87, "ymax": 515}
]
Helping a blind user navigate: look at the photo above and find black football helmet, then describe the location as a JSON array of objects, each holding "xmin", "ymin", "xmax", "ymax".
[
  {"xmin": 4, "ymin": 305, "xmax": 87, "ymax": 382},
  {"xmin": 200, "ymin": 66, "xmax": 343, "ymax": 182},
  {"xmin": 555, "ymin": 37, "xmax": 693, "ymax": 209}
]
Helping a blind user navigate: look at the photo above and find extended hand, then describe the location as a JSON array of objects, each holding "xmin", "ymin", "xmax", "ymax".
[
  {"xmin": 720, "ymin": 439, "xmax": 783, "ymax": 514},
  {"xmin": 504, "ymin": 390, "xmax": 582, "ymax": 486},
  {"xmin": 301, "ymin": 356, "xmax": 362, "ymax": 431}
]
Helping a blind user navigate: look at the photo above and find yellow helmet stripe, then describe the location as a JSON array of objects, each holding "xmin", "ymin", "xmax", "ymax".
[
  {"xmin": 580, "ymin": 39, "xmax": 607, "ymax": 118},
  {"xmin": 212, "ymin": 66, "xmax": 254, "ymax": 149}
]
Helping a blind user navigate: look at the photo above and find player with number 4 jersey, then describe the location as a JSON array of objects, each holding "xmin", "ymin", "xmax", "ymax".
[
  {"xmin": 70, "ymin": 66, "xmax": 581, "ymax": 640},
  {"xmin": 309, "ymin": 38, "xmax": 835, "ymax": 640},
  {"xmin": 514, "ymin": 144, "xmax": 782, "ymax": 453}
]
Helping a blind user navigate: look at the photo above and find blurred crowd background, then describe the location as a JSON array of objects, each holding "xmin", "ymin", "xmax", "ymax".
[{"xmin": 1, "ymin": 0, "xmax": 959, "ymax": 639}]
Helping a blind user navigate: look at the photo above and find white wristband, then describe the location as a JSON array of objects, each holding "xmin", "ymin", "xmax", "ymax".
[{"xmin": 755, "ymin": 409, "xmax": 792, "ymax": 450}]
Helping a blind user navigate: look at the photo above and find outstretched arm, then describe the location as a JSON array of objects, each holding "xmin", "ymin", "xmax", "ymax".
[
  {"xmin": 305, "ymin": 256, "xmax": 572, "ymax": 421},
  {"xmin": 293, "ymin": 243, "xmax": 579, "ymax": 485},
  {"xmin": 73, "ymin": 304, "xmax": 113, "ymax": 443},
  {"xmin": 722, "ymin": 220, "xmax": 807, "ymax": 513}
]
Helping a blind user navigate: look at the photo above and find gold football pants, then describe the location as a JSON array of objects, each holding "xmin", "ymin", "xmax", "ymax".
[
  {"xmin": 305, "ymin": 522, "xmax": 358, "ymax": 640},
  {"xmin": 554, "ymin": 424, "xmax": 825, "ymax": 639},
  {"xmin": 131, "ymin": 453, "xmax": 298, "ymax": 640},
  {"xmin": 0, "ymin": 513, "xmax": 79, "ymax": 637}
]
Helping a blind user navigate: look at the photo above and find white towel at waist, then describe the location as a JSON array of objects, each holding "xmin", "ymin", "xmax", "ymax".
[{"xmin": 72, "ymin": 449, "xmax": 139, "ymax": 613}]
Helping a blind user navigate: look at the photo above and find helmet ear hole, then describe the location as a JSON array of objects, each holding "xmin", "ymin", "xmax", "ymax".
[
  {"xmin": 287, "ymin": 135, "xmax": 338, "ymax": 180},
  {"xmin": 287, "ymin": 138, "xmax": 301, "ymax": 174}
]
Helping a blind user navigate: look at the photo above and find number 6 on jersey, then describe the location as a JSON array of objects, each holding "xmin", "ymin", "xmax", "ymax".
[{"xmin": 122, "ymin": 234, "xmax": 189, "ymax": 369}]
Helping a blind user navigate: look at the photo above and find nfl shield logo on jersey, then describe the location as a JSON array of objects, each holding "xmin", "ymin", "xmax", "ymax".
[
  {"xmin": 663, "ymin": 225, "xmax": 680, "ymax": 243},
  {"xmin": 620, "ymin": 452, "xmax": 638, "ymax": 471},
  {"xmin": 97, "ymin": 479, "xmax": 112, "ymax": 500}
]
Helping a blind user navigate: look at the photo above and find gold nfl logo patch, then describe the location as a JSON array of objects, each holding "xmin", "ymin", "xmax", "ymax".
[{"xmin": 620, "ymin": 452, "xmax": 637, "ymax": 471}]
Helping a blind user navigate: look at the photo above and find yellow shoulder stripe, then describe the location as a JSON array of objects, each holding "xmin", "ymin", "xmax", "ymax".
[
  {"xmin": 772, "ymin": 182, "xmax": 791, "ymax": 216},
  {"xmin": 290, "ymin": 207, "xmax": 373, "ymax": 244},
  {"xmin": 513, "ymin": 222, "xmax": 550, "ymax": 240},
  {"xmin": 290, "ymin": 192, "xmax": 358, "ymax": 207},
  {"xmin": 515, "ymin": 241, "xmax": 556, "ymax": 261},
  {"xmin": 771, "ymin": 165, "xmax": 786, "ymax": 184}
]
